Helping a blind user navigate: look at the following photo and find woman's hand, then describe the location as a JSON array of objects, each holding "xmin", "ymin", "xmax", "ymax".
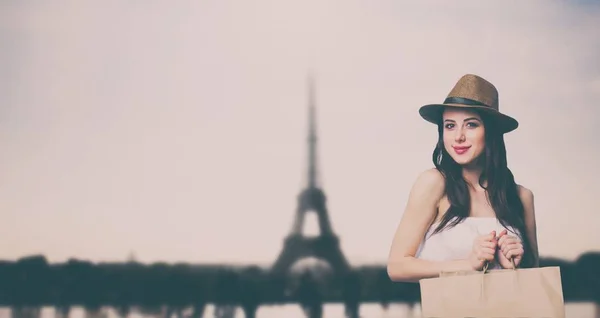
[
  {"xmin": 468, "ymin": 230, "xmax": 498, "ymax": 270},
  {"xmin": 496, "ymin": 229, "xmax": 524, "ymax": 268}
]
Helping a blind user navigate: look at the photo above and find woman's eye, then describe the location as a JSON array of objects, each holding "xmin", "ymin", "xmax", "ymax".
[{"xmin": 444, "ymin": 123, "xmax": 454, "ymax": 129}]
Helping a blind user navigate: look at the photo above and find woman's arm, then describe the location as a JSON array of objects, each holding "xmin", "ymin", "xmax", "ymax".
[
  {"xmin": 519, "ymin": 185, "xmax": 540, "ymax": 267},
  {"xmin": 387, "ymin": 169, "xmax": 473, "ymax": 283}
]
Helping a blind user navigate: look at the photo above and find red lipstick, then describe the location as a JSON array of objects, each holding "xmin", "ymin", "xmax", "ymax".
[{"xmin": 452, "ymin": 146, "xmax": 471, "ymax": 155}]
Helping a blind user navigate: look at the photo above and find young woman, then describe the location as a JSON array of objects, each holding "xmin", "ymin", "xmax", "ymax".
[{"xmin": 387, "ymin": 74, "xmax": 539, "ymax": 283}]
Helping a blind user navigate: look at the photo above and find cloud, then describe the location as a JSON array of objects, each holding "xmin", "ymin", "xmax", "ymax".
[{"xmin": 0, "ymin": 0, "xmax": 598, "ymax": 263}]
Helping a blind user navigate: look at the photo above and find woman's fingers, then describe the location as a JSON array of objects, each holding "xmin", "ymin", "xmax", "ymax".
[
  {"xmin": 499, "ymin": 235, "xmax": 518, "ymax": 247},
  {"xmin": 481, "ymin": 241, "xmax": 497, "ymax": 249},
  {"xmin": 506, "ymin": 247, "xmax": 524, "ymax": 259},
  {"xmin": 503, "ymin": 242, "xmax": 524, "ymax": 258},
  {"xmin": 478, "ymin": 247, "xmax": 496, "ymax": 261}
]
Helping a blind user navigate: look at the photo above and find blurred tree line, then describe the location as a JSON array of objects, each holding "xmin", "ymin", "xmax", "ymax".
[{"xmin": 0, "ymin": 252, "xmax": 598, "ymax": 316}]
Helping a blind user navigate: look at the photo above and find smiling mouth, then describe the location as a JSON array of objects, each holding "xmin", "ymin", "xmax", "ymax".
[{"xmin": 453, "ymin": 146, "xmax": 471, "ymax": 154}]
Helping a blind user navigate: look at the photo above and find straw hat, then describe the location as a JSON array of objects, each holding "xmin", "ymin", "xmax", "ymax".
[{"xmin": 418, "ymin": 74, "xmax": 518, "ymax": 133}]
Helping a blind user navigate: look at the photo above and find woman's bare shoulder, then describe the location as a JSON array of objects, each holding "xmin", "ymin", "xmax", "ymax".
[
  {"xmin": 409, "ymin": 168, "xmax": 446, "ymax": 205},
  {"xmin": 414, "ymin": 168, "xmax": 445, "ymax": 189},
  {"xmin": 516, "ymin": 184, "xmax": 534, "ymax": 205},
  {"xmin": 388, "ymin": 168, "xmax": 446, "ymax": 259}
]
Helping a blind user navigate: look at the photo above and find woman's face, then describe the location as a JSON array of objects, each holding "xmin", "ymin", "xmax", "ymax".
[{"xmin": 442, "ymin": 108, "xmax": 486, "ymax": 166}]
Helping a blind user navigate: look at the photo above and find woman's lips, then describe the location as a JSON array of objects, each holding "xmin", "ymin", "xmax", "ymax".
[{"xmin": 452, "ymin": 146, "xmax": 471, "ymax": 155}]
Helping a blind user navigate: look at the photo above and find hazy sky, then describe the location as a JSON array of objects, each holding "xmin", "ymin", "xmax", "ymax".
[{"xmin": 1, "ymin": 0, "xmax": 599, "ymax": 266}]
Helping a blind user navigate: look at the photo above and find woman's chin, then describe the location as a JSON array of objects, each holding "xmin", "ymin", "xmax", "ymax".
[{"xmin": 451, "ymin": 155, "xmax": 475, "ymax": 166}]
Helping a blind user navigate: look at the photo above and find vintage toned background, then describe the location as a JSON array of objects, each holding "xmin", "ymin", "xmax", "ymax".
[{"xmin": 1, "ymin": 0, "xmax": 599, "ymax": 317}]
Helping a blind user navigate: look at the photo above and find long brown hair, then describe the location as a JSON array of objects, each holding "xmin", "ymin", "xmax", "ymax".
[{"xmin": 430, "ymin": 110, "xmax": 534, "ymax": 268}]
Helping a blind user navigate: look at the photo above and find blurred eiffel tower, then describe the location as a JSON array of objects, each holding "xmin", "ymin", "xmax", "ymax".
[{"xmin": 271, "ymin": 74, "xmax": 350, "ymax": 277}]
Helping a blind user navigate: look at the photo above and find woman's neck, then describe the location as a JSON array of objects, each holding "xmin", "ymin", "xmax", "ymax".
[{"xmin": 462, "ymin": 165, "xmax": 485, "ymax": 190}]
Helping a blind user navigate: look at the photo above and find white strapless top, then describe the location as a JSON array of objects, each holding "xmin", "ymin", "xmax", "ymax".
[{"xmin": 416, "ymin": 217, "xmax": 519, "ymax": 270}]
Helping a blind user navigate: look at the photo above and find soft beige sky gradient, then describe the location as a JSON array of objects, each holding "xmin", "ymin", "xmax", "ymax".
[{"xmin": 1, "ymin": 0, "xmax": 599, "ymax": 265}]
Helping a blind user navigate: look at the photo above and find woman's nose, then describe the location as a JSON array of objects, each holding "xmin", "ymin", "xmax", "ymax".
[{"xmin": 454, "ymin": 129, "xmax": 466, "ymax": 142}]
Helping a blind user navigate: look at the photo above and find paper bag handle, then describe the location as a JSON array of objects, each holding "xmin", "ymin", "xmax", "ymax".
[{"xmin": 482, "ymin": 257, "xmax": 516, "ymax": 273}]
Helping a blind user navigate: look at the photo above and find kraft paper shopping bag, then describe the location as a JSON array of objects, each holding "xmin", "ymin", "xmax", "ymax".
[{"xmin": 419, "ymin": 263, "xmax": 565, "ymax": 318}]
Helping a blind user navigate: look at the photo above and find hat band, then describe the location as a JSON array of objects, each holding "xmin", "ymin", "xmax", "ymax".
[{"xmin": 443, "ymin": 96, "xmax": 488, "ymax": 107}]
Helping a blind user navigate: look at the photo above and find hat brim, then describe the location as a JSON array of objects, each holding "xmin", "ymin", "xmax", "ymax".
[{"xmin": 419, "ymin": 103, "xmax": 519, "ymax": 133}]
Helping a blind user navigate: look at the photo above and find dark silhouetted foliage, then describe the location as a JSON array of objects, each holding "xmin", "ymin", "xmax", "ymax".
[{"xmin": 0, "ymin": 253, "xmax": 598, "ymax": 307}]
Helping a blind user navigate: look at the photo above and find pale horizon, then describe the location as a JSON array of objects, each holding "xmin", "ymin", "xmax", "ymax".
[{"xmin": 1, "ymin": 0, "xmax": 599, "ymax": 266}]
